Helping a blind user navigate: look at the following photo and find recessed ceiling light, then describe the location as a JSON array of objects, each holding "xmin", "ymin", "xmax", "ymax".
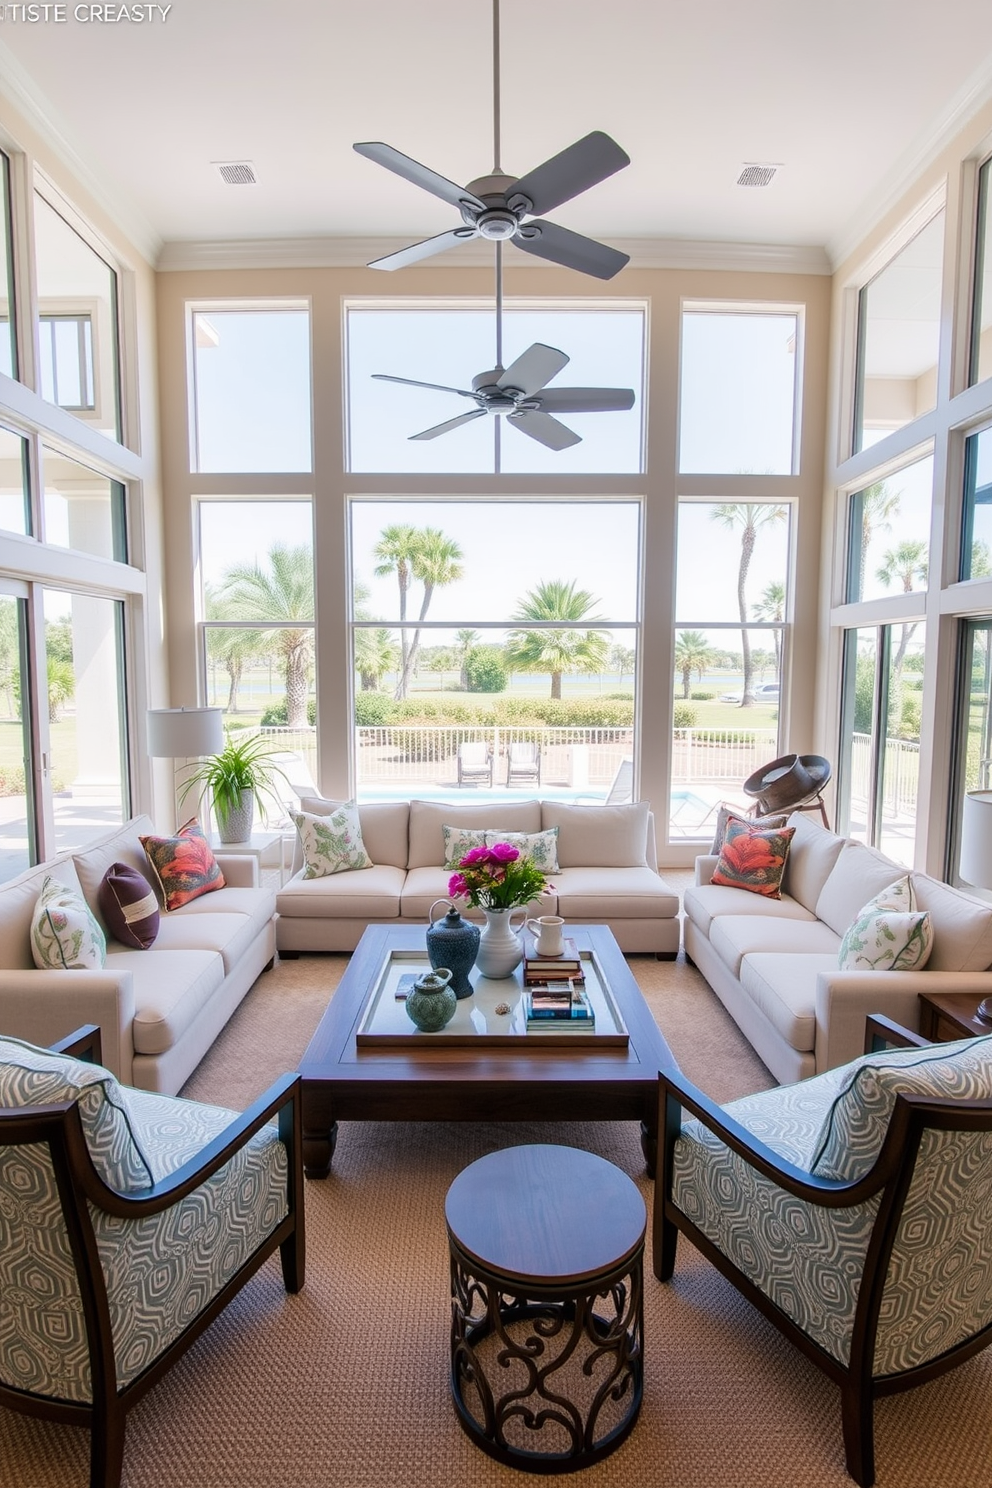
[
  {"xmin": 213, "ymin": 161, "xmax": 257, "ymax": 186},
  {"xmin": 736, "ymin": 163, "xmax": 780, "ymax": 188}
]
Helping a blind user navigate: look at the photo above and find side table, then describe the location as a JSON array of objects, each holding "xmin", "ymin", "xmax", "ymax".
[
  {"xmin": 445, "ymin": 1143, "xmax": 645, "ymax": 1473},
  {"xmin": 208, "ymin": 828, "xmax": 289, "ymax": 886},
  {"xmin": 918, "ymin": 991, "xmax": 992, "ymax": 1042}
]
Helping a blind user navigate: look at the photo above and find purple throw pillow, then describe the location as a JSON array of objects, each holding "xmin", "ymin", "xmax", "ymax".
[{"xmin": 98, "ymin": 862, "xmax": 160, "ymax": 950}]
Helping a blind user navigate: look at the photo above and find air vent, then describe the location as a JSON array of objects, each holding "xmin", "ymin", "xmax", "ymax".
[
  {"xmin": 736, "ymin": 164, "xmax": 778, "ymax": 188},
  {"xmin": 214, "ymin": 161, "xmax": 257, "ymax": 186}
]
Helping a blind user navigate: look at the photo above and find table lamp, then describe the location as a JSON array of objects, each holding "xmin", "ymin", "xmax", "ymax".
[
  {"xmin": 958, "ymin": 789, "xmax": 992, "ymax": 1024},
  {"xmin": 147, "ymin": 707, "xmax": 224, "ymax": 829}
]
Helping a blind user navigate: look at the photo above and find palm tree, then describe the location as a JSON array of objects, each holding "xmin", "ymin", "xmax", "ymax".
[
  {"xmin": 610, "ymin": 643, "xmax": 636, "ymax": 686},
  {"xmin": 857, "ymin": 481, "xmax": 901, "ymax": 596},
  {"xmin": 505, "ymin": 580, "xmax": 609, "ymax": 699},
  {"xmin": 373, "ymin": 524, "xmax": 419, "ymax": 690},
  {"xmin": 710, "ymin": 504, "xmax": 787, "ymax": 705},
  {"xmin": 394, "ymin": 528, "xmax": 464, "ymax": 699},
  {"xmin": 204, "ymin": 584, "xmax": 262, "ymax": 713},
  {"xmin": 875, "ymin": 539, "xmax": 929, "ymax": 679},
  {"xmin": 215, "ymin": 544, "xmax": 314, "ymax": 728},
  {"xmin": 752, "ymin": 579, "xmax": 786, "ymax": 673},
  {"xmin": 456, "ymin": 628, "xmax": 480, "ymax": 689},
  {"xmin": 674, "ymin": 631, "xmax": 713, "ymax": 700},
  {"xmin": 353, "ymin": 581, "xmax": 398, "ymax": 692}
]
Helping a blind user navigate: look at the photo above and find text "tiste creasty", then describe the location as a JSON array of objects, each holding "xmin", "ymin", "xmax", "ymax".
[{"xmin": 0, "ymin": 4, "xmax": 173, "ymax": 21}]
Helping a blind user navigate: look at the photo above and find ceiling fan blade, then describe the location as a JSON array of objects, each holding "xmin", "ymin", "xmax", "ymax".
[
  {"xmin": 532, "ymin": 387, "xmax": 636, "ymax": 413},
  {"xmin": 498, "ymin": 343, "xmax": 569, "ymax": 397},
  {"xmin": 510, "ymin": 132, "xmax": 630, "ymax": 217},
  {"xmin": 373, "ymin": 373, "xmax": 475, "ymax": 397},
  {"xmin": 507, "ymin": 410, "xmax": 582, "ymax": 450},
  {"xmin": 353, "ymin": 142, "xmax": 486, "ymax": 213},
  {"xmin": 513, "ymin": 220, "xmax": 629, "ymax": 281},
  {"xmin": 410, "ymin": 409, "xmax": 488, "ymax": 441},
  {"xmin": 367, "ymin": 228, "xmax": 474, "ymax": 271}
]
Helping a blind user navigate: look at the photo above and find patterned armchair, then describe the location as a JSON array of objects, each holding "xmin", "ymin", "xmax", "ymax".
[
  {"xmin": 653, "ymin": 1015, "xmax": 992, "ymax": 1486},
  {"xmin": 0, "ymin": 1025, "xmax": 304, "ymax": 1488}
]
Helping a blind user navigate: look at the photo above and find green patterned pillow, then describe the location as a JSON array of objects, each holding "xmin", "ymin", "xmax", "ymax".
[
  {"xmin": 811, "ymin": 1035, "xmax": 992, "ymax": 1182},
  {"xmin": 837, "ymin": 876, "xmax": 933, "ymax": 970},
  {"xmin": 292, "ymin": 803, "xmax": 373, "ymax": 878},
  {"xmin": 485, "ymin": 828, "xmax": 560, "ymax": 873},
  {"xmin": 30, "ymin": 874, "xmax": 106, "ymax": 970},
  {"xmin": 442, "ymin": 825, "xmax": 489, "ymax": 869},
  {"xmin": 0, "ymin": 1036, "xmax": 153, "ymax": 1192}
]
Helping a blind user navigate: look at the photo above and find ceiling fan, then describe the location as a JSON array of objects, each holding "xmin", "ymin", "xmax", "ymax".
[{"xmin": 354, "ymin": 0, "xmax": 630, "ymax": 281}]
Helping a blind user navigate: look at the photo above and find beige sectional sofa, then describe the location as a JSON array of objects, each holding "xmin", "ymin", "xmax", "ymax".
[
  {"xmin": 0, "ymin": 815, "xmax": 277, "ymax": 1094},
  {"xmin": 276, "ymin": 796, "xmax": 681, "ymax": 956},
  {"xmin": 684, "ymin": 812, "xmax": 992, "ymax": 1083}
]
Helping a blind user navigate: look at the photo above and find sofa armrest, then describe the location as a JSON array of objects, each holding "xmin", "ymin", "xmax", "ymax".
[
  {"xmin": 214, "ymin": 853, "xmax": 259, "ymax": 888},
  {"xmin": 0, "ymin": 968, "xmax": 136, "ymax": 1084},
  {"xmin": 695, "ymin": 854, "xmax": 719, "ymax": 886},
  {"xmin": 815, "ymin": 970, "xmax": 992, "ymax": 1072}
]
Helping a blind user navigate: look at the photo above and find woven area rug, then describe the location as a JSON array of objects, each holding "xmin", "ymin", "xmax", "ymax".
[{"xmin": 2, "ymin": 945, "xmax": 991, "ymax": 1488}]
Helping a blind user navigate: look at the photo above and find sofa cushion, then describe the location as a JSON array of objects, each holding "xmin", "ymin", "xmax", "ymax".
[
  {"xmin": 0, "ymin": 1036, "xmax": 152, "ymax": 1191},
  {"xmin": 910, "ymin": 873, "xmax": 992, "ymax": 972},
  {"xmin": 174, "ymin": 883, "xmax": 277, "ymax": 925},
  {"xmin": 540, "ymin": 802, "xmax": 649, "ymax": 868},
  {"xmin": 30, "ymin": 874, "xmax": 107, "ymax": 970},
  {"xmin": 298, "ymin": 797, "xmax": 410, "ymax": 870},
  {"xmin": 782, "ymin": 814, "xmax": 847, "ymax": 913},
  {"xmin": 149, "ymin": 912, "xmax": 259, "ymax": 976},
  {"xmin": 683, "ymin": 882, "xmax": 816, "ymax": 938},
  {"xmin": 0, "ymin": 859, "xmax": 87, "ymax": 970},
  {"xmin": 738, "ymin": 952, "xmax": 841, "ymax": 1052},
  {"xmin": 98, "ymin": 862, "xmax": 160, "ymax": 950},
  {"xmin": 709, "ymin": 915, "xmax": 841, "ymax": 979},
  {"xmin": 711, "ymin": 819, "xmax": 795, "ymax": 898},
  {"xmin": 810, "ymin": 1035, "xmax": 992, "ymax": 1181},
  {"xmin": 291, "ymin": 803, "xmax": 372, "ymax": 877},
  {"xmin": 276, "ymin": 864, "xmax": 405, "ymax": 921},
  {"xmin": 399, "ymin": 866, "xmax": 543, "ymax": 922},
  {"xmin": 72, "ymin": 814, "xmax": 157, "ymax": 926},
  {"xmin": 408, "ymin": 799, "xmax": 541, "ymax": 869},
  {"xmin": 140, "ymin": 821, "xmax": 226, "ymax": 912},
  {"xmin": 815, "ymin": 841, "xmax": 912, "ymax": 937},
  {"xmin": 551, "ymin": 866, "xmax": 679, "ymax": 920},
  {"xmin": 105, "ymin": 947, "xmax": 226, "ymax": 1056}
]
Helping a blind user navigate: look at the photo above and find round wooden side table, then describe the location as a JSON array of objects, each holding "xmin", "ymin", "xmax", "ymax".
[{"xmin": 444, "ymin": 1143, "xmax": 646, "ymax": 1473}]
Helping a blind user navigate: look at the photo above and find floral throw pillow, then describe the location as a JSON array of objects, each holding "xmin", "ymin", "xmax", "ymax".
[
  {"xmin": 710, "ymin": 818, "xmax": 796, "ymax": 898},
  {"xmin": 485, "ymin": 828, "xmax": 560, "ymax": 873},
  {"xmin": 709, "ymin": 804, "xmax": 788, "ymax": 855},
  {"xmin": 30, "ymin": 875, "xmax": 107, "ymax": 970},
  {"xmin": 837, "ymin": 876, "xmax": 933, "ymax": 971},
  {"xmin": 292, "ymin": 803, "xmax": 373, "ymax": 878},
  {"xmin": 140, "ymin": 819, "xmax": 225, "ymax": 912},
  {"xmin": 442, "ymin": 825, "xmax": 489, "ymax": 869}
]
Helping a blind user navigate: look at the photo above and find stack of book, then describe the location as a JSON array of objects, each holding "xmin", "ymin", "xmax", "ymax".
[
  {"xmin": 522, "ymin": 934, "xmax": 584, "ymax": 986},
  {"xmin": 525, "ymin": 984, "xmax": 595, "ymax": 1032}
]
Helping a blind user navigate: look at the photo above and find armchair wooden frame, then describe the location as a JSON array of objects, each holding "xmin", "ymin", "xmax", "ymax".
[
  {"xmin": 653, "ymin": 1015, "xmax": 992, "ymax": 1487},
  {"xmin": 0, "ymin": 1025, "xmax": 306, "ymax": 1488}
]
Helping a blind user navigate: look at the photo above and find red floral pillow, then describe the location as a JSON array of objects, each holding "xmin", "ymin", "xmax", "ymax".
[
  {"xmin": 710, "ymin": 818, "xmax": 796, "ymax": 898},
  {"xmin": 139, "ymin": 819, "xmax": 225, "ymax": 913}
]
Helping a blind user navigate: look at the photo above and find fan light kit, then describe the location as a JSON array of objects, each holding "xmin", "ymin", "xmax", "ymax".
[{"xmin": 357, "ymin": 0, "xmax": 635, "ymax": 452}]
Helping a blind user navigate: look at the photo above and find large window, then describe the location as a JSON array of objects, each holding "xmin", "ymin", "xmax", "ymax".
[
  {"xmin": 346, "ymin": 306, "xmax": 644, "ymax": 475},
  {"xmin": 0, "ymin": 424, "xmax": 30, "ymax": 536},
  {"xmin": 0, "ymin": 151, "xmax": 15, "ymax": 382},
  {"xmin": 952, "ymin": 620, "xmax": 992, "ymax": 883},
  {"xmin": 972, "ymin": 157, "xmax": 992, "ymax": 388},
  {"xmin": 847, "ymin": 453, "xmax": 932, "ymax": 602},
  {"xmin": 0, "ymin": 593, "xmax": 34, "ymax": 878},
  {"xmin": 853, "ymin": 212, "xmax": 944, "ymax": 453},
  {"xmin": 33, "ymin": 192, "xmax": 120, "ymax": 442},
  {"xmin": 191, "ymin": 308, "xmax": 312, "ymax": 473},
  {"xmin": 349, "ymin": 499, "xmax": 640, "ymax": 801},
  {"xmin": 961, "ymin": 424, "xmax": 992, "ymax": 578},
  {"xmin": 679, "ymin": 308, "xmax": 800, "ymax": 475},
  {"xmin": 673, "ymin": 501, "xmax": 791, "ymax": 835}
]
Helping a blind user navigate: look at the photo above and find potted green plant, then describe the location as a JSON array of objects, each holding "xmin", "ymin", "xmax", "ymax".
[{"xmin": 177, "ymin": 730, "xmax": 292, "ymax": 844}]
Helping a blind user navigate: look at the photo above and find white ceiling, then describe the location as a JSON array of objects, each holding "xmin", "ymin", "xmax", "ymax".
[{"xmin": 2, "ymin": 0, "xmax": 992, "ymax": 269}]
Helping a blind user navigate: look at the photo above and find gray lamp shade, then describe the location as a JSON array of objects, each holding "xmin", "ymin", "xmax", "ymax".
[
  {"xmin": 147, "ymin": 707, "xmax": 224, "ymax": 758},
  {"xmin": 960, "ymin": 790, "xmax": 992, "ymax": 889}
]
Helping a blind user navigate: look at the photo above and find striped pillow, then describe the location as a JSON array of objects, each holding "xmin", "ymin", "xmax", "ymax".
[{"xmin": 99, "ymin": 861, "xmax": 160, "ymax": 949}]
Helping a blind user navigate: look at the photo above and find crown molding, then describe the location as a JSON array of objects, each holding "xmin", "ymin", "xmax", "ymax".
[
  {"xmin": 0, "ymin": 39, "xmax": 162, "ymax": 268},
  {"xmin": 828, "ymin": 50, "xmax": 992, "ymax": 271},
  {"xmin": 156, "ymin": 234, "xmax": 831, "ymax": 276}
]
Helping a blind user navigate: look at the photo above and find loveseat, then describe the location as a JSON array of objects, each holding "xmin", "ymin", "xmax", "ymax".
[
  {"xmin": 0, "ymin": 815, "xmax": 277, "ymax": 1093},
  {"xmin": 276, "ymin": 796, "xmax": 680, "ymax": 956},
  {"xmin": 683, "ymin": 812, "xmax": 992, "ymax": 1083}
]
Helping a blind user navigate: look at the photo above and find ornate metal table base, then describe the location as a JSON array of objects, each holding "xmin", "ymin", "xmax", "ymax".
[{"xmin": 449, "ymin": 1241, "xmax": 644, "ymax": 1473}]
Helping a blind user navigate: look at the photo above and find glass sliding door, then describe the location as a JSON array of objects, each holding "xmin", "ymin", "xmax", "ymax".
[
  {"xmin": 839, "ymin": 624, "xmax": 922, "ymax": 866},
  {"xmin": 0, "ymin": 593, "xmax": 35, "ymax": 878}
]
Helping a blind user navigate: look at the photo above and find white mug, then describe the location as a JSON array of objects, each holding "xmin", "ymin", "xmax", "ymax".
[{"xmin": 526, "ymin": 914, "xmax": 565, "ymax": 956}]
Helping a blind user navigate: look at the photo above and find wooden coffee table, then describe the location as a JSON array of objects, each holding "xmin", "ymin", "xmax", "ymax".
[{"xmin": 298, "ymin": 923, "xmax": 674, "ymax": 1179}]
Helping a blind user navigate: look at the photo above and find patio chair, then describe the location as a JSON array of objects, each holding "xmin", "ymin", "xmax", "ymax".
[
  {"xmin": 457, "ymin": 740, "xmax": 493, "ymax": 787},
  {"xmin": 653, "ymin": 1013, "xmax": 992, "ymax": 1486},
  {"xmin": 576, "ymin": 757, "xmax": 633, "ymax": 805},
  {"xmin": 505, "ymin": 740, "xmax": 541, "ymax": 788},
  {"xmin": 0, "ymin": 1024, "xmax": 305, "ymax": 1488}
]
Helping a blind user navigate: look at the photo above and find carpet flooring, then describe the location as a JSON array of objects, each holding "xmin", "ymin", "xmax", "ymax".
[{"xmin": 2, "ymin": 940, "xmax": 991, "ymax": 1488}]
